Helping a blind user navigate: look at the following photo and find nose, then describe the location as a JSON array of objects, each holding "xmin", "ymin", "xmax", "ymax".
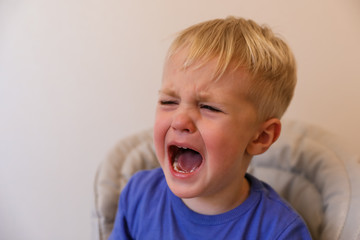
[{"xmin": 171, "ymin": 109, "xmax": 196, "ymax": 134}]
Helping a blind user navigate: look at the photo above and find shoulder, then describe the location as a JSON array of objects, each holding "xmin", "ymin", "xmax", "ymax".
[
  {"xmin": 121, "ymin": 168, "xmax": 166, "ymax": 205},
  {"xmin": 127, "ymin": 167, "xmax": 165, "ymax": 188},
  {"xmin": 118, "ymin": 168, "xmax": 170, "ymax": 237},
  {"xmin": 247, "ymin": 173, "xmax": 297, "ymax": 215},
  {"xmin": 246, "ymin": 174, "xmax": 312, "ymax": 239}
]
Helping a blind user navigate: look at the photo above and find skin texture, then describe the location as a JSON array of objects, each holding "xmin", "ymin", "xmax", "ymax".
[{"xmin": 153, "ymin": 48, "xmax": 281, "ymax": 215}]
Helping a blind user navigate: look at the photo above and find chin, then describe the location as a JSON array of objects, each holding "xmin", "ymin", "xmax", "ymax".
[
  {"xmin": 168, "ymin": 182, "xmax": 200, "ymax": 199},
  {"xmin": 163, "ymin": 169, "xmax": 203, "ymax": 199}
]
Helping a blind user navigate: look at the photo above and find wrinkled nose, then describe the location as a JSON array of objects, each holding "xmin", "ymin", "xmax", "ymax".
[{"xmin": 171, "ymin": 110, "xmax": 196, "ymax": 133}]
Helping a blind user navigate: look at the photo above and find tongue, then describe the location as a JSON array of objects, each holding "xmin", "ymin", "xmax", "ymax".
[{"xmin": 175, "ymin": 150, "xmax": 202, "ymax": 173}]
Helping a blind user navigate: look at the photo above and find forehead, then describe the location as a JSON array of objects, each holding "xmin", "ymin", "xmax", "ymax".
[
  {"xmin": 163, "ymin": 47, "xmax": 218, "ymax": 81},
  {"xmin": 161, "ymin": 48, "xmax": 251, "ymax": 94}
]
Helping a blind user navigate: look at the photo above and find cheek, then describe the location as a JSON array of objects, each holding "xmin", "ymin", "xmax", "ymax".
[
  {"xmin": 153, "ymin": 112, "xmax": 169, "ymax": 164},
  {"xmin": 153, "ymin": 130, "xmax": 165, "ymax": 166},
  {"xmin": 203, "ymin": 125, "xmax": 248, "ymax": 166},
  {"xmin": 154, "ymin": 111, "xmax": 168, "ymax": 137}
]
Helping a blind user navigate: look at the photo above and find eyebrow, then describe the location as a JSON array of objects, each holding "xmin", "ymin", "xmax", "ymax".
[
  {"xmin": 158, "ymin": 89, "xmax": 178, "ymax": 97},
  {"xmin": 159, "ymin": 88, "xmax": 222, "ymax": 104}
]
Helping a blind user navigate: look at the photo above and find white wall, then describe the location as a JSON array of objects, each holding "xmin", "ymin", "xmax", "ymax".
[{"xmin": 1, "ymin": 0, "xmax": 359, "ymax": 239}]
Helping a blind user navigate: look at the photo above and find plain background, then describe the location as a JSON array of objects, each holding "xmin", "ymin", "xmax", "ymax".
[{"xmin": 1, "ymin": 0, "xmax": 359, "ymax": 239}]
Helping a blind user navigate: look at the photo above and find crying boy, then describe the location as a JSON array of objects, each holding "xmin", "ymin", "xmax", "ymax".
[{"xmin": 109, "ymin": 16, "xmax": 312, "ymax": 240}]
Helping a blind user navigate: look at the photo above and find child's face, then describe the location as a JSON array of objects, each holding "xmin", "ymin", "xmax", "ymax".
[{"xmin": 154, "ymin": 48, "xmax": 261, "ymax": 207}]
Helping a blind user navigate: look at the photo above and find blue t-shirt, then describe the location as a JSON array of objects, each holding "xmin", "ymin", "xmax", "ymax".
[{"xmin": 109, "ymin": 168, "xmax": 312, "ymax": 240}]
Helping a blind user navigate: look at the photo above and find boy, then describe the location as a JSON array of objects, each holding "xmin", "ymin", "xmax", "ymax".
[{"xmin": 110, "ymin": 17, "xmax": 312, "ymax": 239}]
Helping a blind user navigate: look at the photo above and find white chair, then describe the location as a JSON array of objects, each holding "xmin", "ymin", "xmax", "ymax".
[{"xmin": 92, "ymin": 120, "xmax": 360, "ymax": 240}]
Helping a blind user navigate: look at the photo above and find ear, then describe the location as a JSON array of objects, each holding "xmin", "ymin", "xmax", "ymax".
[{"xmin": 246, "ymin": 118, "xmax": 281, "ymax": 156}]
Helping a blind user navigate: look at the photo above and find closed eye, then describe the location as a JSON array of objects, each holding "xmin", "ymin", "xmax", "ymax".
[
  {"xmin": 200, "ymin": 104, "xmax": 222, "ymax": 113},
  {"xmin": 159, "ymin": 100, "xmax": 178, "ymax": 105}
]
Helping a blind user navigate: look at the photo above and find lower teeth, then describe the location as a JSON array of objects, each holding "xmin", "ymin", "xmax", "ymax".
[{"xmin": 173, "ymin": 162, "xmax": 196, "ymax": 173}]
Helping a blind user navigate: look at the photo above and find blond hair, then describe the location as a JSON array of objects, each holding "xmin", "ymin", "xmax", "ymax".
[{"xmin": 167, "ymin": 16, "xmax": 297, "ymax": 121}]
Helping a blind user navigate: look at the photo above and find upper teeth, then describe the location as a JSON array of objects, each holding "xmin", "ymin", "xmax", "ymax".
[{"xmin": 177, "ymin": 146, "xmax": 188, "ymax": 150}]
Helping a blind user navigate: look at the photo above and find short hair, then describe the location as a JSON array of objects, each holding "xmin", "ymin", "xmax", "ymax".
[{"xmin": 167, "ymin": 16, "xmax": 297, "ymax": 121}]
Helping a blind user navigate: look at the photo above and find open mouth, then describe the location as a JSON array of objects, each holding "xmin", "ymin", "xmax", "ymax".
[{"xmin": 169, "ymin": 145, "xmax": 203, "ymax": 173}]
